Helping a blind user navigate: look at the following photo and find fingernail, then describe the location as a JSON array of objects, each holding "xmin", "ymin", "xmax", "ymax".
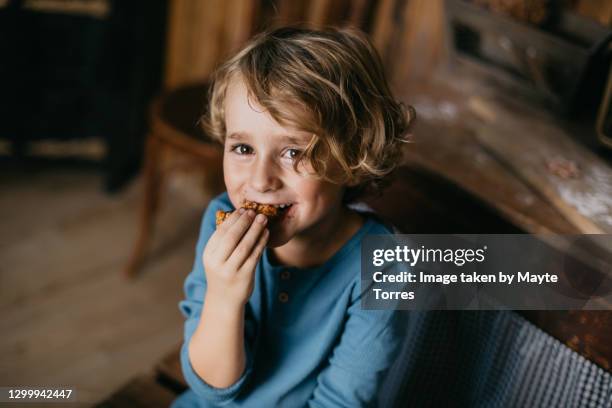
[
  {"xmin": 238, "ymin": 208, "xmax": 245, "ymax": 214},
  {"xmin": 247, "ymin": 209, "xmax": 256, "ymax": 217},
  {"xmin": 256, "ymin": 213, "xmax": 267, "ymax": 224}
]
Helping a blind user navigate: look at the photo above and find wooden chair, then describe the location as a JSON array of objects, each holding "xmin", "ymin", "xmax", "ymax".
[{"xmin": 123, "ymin": 83, "xmax": 224, "ymax": 279}]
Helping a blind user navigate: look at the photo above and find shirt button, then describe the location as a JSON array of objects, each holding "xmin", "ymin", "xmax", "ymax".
[
  {"xmin": 280, "ymin": 271, "xmax": 291, "ymax": 280},
  {"xmin": 278, "ymin": 292, "xmax": 289, "ymax": 303}
]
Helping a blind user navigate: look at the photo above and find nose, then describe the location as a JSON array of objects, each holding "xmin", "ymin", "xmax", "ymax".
[{"xmin": 249, "ymin": 155, "xmax": 282, "ymax": 193}]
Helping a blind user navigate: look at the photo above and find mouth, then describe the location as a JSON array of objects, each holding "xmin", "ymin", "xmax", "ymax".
[
  {"xmin": 242, "ymin": 200, "xmax": 294, "ymax": 218},
  {"xmin": 270, "ymin": 203, "xmax": 293, "ymax": 216},
  {"xmin": 270, "ymin": 203, "xmax": 295, "ymax": 227}
]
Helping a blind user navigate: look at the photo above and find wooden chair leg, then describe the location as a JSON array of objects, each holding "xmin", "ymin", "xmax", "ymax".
[{"xmin": 124, "ymin": 135, "xmax": 164, "ymax": 279}]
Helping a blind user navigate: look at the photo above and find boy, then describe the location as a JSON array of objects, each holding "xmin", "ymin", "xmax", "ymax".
[{"xmin": 172, "ymin": 26, "xmax": 414, "ymax": 407}]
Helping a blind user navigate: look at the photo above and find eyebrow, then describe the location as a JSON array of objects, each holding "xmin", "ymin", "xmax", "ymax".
[
  {"xmin": 226, "ymin": 132, "xmax": 247, "ymax": 140},
  {"xmin": 226, "ymin": 131, "xmax": 311, "ymax": 145}
]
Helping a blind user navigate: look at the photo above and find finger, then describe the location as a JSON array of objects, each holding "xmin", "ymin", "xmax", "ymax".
[
  {"xmin": 217, "ymin": 209, "xmax": 256, "ymax": 261},
  {"xmin": 216, "ymin": 208, "xmax": 245, "ymax": 233},
  {"xmin": 206, "ymin": 208, "xmax": 244, "ymax": 251},
  {"xmin": 239, "ymin": 228, "xmax": 269, "ymax": 273},
  {"xmin": 228, "ymin": 213, "xmax": 268, "ymax": 269}
]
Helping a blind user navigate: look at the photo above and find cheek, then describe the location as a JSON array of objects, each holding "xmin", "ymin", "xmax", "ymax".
[
  {"xmin": 223, "ymin": 153, "xmax": 243, "ymax": 182},
  {"xmin": 294, "ymin": 178, "xmax": 343, "ymax": 210},
  {"xmin": 223, "ymin": 154, "xmax": 245, "ymax": 203},
  {"xmin": 222, "ymin": 156, "xmax": 232, "ymax": 187},
  {"xmin": 222, "ymin": 154, "xmax": 232, "ymax": 182}
]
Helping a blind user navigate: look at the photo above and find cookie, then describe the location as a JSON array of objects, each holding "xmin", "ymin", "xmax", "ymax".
[{"xmin": 215, "ymin": 200, "xmax": 280, "ymax": 226}]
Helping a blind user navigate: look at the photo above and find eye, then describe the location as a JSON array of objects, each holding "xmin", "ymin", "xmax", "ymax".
[
  {"xmin": 282, "ymin": 148, "xmax": 301, "ymax": 161},
  {"xmin": 230, "ymin": 144, "xmax": 253, "ymax": 155}
]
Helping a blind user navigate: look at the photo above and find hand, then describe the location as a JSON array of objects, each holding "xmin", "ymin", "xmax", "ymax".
[{"xmin": 203, "ymin": 208, "xmax": 269, "ymax": 307}]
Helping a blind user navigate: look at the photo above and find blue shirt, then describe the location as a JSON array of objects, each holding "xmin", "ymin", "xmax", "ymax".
[{"xmin": 171, "ymin": 192, "xmax": 408, "ymax": 407}]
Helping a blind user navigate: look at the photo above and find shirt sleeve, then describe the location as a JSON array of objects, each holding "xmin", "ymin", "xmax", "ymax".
[
  {"xmin": 177, "ymin": 198, "xmax": 253, "ymax": 406},
  {"xmin": 306, "ymin": 278, "xmax": 408, "ymax": 408}
]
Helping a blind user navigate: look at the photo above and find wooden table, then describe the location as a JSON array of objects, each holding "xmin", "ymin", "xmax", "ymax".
[{"xmin": 398, "ymin": 62, "xmax": 612, "ymax": 236}]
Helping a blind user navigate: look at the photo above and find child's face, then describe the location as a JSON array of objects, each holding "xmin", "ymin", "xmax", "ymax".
[{"xmin": 223, "ymin": 77, "xmax": 345, "ymax": 248}]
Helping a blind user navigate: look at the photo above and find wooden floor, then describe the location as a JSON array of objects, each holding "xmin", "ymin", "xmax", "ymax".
[{"xmin": 0, "ymin": 163, "xmax": 210, "ymax": 407}]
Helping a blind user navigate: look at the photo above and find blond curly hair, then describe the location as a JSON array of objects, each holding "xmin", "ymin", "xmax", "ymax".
[{"xmin": 201, "ymin": 26, "xmax": 415, "ymax": 202}]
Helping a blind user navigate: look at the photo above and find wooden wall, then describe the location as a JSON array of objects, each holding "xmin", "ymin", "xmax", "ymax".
[{"xmin": 163, "ymin": 0, "xmax": 448, "ymax": 89}]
